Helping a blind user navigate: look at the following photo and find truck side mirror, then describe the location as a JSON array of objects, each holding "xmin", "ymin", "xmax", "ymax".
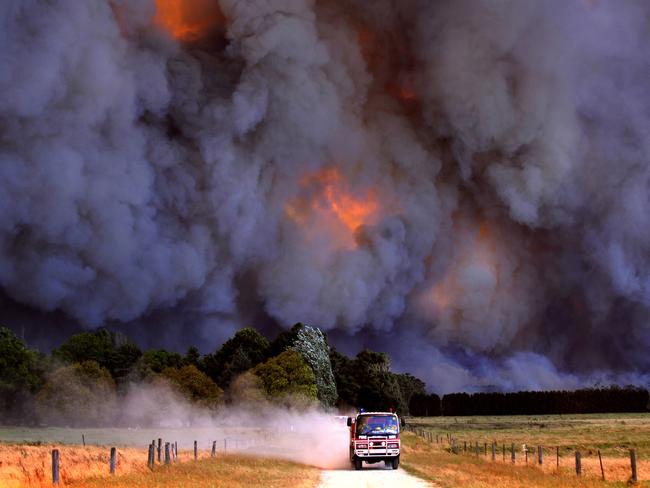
[
  {"xmin": 400, "ymin": 418, "xmax": 405, "ymax": 427},
  {"xmin": 347, "ymin": 417, "xmax": 352, "ymax": 427}
]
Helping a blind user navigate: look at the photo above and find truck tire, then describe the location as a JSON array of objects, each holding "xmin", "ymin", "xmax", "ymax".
[
  {"xmin": 391, "ymin": 457, "xmax": 399, "ymax": 470},
  {"xmin": 354, "ymin": 458, "xmax": 363, "ymax": 470}
]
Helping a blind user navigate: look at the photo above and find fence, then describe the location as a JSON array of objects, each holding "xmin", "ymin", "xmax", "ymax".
[
  {"xmin": 405, "ymin": 424, "xmax": 640, "ymax": 483},
  {"xmin": 47, "ymin": 434, "xmax": 254, "ymax": 485}
]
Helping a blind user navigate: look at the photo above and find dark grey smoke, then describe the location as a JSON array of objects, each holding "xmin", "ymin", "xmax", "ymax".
[{"xmin": 1, "ymin": 0, "xmax": 649, "ymax": 393}]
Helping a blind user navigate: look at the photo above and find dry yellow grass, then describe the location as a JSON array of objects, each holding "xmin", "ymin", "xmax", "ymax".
[
  {"xmin": 0, "ymin": 444, "xmax": 320, "ymax": 488},
  {"xmin": 0, "ymin": 444, "xmax": 148, "ymax": 487},
  {"xmin": 401, "ymin": 432, "xmax": 650, "ymax": 488},
  {"xmin": 70, "ymin": 454, "xmax": 321, "ymax": 488}
]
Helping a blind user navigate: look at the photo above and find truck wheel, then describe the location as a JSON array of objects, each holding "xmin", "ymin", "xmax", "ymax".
[
  {"xmin": 391, "ymin": 457, "xmax": 399, "ymax": 470},
  {"xmin": 354, "ymin": 458, "xmax": 363, "ymax": 470}
]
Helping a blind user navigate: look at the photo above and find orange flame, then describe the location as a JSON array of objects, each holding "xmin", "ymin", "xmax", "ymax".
[
  {"xmin": 154, "ymin": 0, "xmax": 224, "ymax": 40},
  {"xmin": 286, "ymin": 167, "xmax": 379, "ymax": 245},
  {"xmin": 318, "ymin": 168, "xmax": 378, "ymax": 232}
]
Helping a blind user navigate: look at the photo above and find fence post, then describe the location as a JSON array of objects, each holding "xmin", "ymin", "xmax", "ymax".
[
  {"xmin": 598, "ymin": 450, "xmax": 604, "ymax": 480},
  {"xmin": 575, "ymin": 451, "xmax": 581, "ymax": 476},
  {"xmin": 194, "ymin": 440, "xmax": 198, "ymax": 461},
  {"xmin": 212, "ymin": 441, "xmax": 216, "ymax": 457},
  {"xmin": 51, "ymin": 449, "xmax": 60, "ymax": 485},
  {"xmin": 475, "ymin": 442, "xmax": 479, "ymax": 457},
  {"xmin": 511, "ymin": 443, "xmax": 515, "ymax": 463},
  {"xmin": 502, "ymin": 444, "xmax": 505, "ymax": 462},
  {"xmin": 110, "ymin": 447, "xmax": 116, "ymax": 474},
  {"xmin": 630, "ymin": 449, "xmax": 637, "ymax": 483},
  {"xmin": 538, "ymin": 445, "xmax": 543, "ymax": 465},
  {"xmin": 484, "ymin": 442, "xmax": 487, "ymax": 457},
  {"xmin": 157, "ymin": 438, "xmax": 162, "ymax": 463},
  {"xmin": 148, "ymin": 443, "xmax": 154, "ymax": 470},
  {"xmin": 464, "ymin": 441, "xmax": 467, "ymax": 452},
  {"xmin": 491, "ymin": 442, "xmax": 496, "ymax": 462},
  {"xmin": 525, "ymin": 447, "xmax": 528, "ymax": 464},
  {"xmin": 165, "ymin": 442, "xmax": 171, "ymax": 465},
  {"xmin": 556, "ymin": 446, "xmax": 559, "ymax": 468},
  {"xmin": 82, "ymin": 434, "xmax": 85, "ymax": 446},
  {"xmin": 224, "ymin": 439, "xmax": 227, "ymax": 454}
]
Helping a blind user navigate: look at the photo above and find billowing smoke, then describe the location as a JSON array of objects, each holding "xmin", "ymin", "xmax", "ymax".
[{"xmin": 2, "ymin": 0, "xmax": 650, "ymax": 393}]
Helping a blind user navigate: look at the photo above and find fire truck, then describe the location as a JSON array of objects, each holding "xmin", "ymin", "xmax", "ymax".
[{"xmin": 347, "ymin": 411, "xmax": 402, "ymax": 470}]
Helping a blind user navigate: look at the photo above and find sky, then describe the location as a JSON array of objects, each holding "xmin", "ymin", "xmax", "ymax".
[{"xmin": 1, "ymin": 0, "xmax": 650, "ymax": 393}]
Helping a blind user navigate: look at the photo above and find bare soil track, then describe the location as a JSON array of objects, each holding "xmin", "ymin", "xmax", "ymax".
[{"xmin": 319, "ymin": 463, "xmax": 434, "ymax": 488}]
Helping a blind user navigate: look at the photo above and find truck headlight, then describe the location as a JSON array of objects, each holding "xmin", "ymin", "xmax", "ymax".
[{"xmin": 388, "ymin": 443, "xmax": 399, "ymax": 449}]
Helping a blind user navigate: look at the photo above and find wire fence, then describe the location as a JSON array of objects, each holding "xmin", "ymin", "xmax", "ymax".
[{"xmin": 404, "ymin": 424, "xmax": 640, "ymax": 483}]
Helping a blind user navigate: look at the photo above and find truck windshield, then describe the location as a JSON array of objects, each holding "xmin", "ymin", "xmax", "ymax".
[{"xmin": 356, "ymin": 415, "xmax": 399, "ymax": 436}]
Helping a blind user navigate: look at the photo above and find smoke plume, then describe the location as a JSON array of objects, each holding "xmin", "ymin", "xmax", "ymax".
[{"xmin": 2, "ymin": 0, "xmax": 650, "ymax": 392}]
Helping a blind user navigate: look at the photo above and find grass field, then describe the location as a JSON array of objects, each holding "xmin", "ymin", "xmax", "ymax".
[
  {"xmin": 3, "ymin": 414, "xmax": 649, "ymax": 487},
  {"xmin": 72, "ymin": 454, "xmax": 321, "ymax": 488},
  {"xmin": 0, "ymin": 444, "xmax": 320, "ymax": 488},
  {"xmin": 402, "ymin": 413, "xmax": 650, "ymax": 487},
  {"xmin": 408, "ymin": 413, "xmax": 650, "ymax": 458}
]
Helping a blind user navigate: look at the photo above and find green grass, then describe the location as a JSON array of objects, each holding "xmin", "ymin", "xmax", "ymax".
[{"xmin": 407, "ymin": 413, "xmax": 650, "ymax": 458}]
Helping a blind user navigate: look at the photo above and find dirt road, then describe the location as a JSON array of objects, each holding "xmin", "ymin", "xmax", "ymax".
[{"xmin": 319, "ymin": 464, "xmax": 433, "ymax": 488}]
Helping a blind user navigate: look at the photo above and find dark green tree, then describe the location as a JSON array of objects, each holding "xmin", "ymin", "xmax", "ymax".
[
  {"xmin": 330, "ymin": 348, "xmax": 359, "ymax": 408},
  {"xmin": 0, "ymin": 327, "xmax": 44, "ymax": 421},
  {"xmin": 201, "ymin": 327, "xmax": 270, "ymax": 388},
  {"xmin": 53, "ymin": 329, "xmax": 141, "ymax": 382},
  {"xmin": 396, "ymin": 373, "xmax": 426, "ymax": 414},
  {"xmin": 184, "ymin": 346, "xmax": 201, "ymax": 367},
  {"xmin": 330, "ymin": 348, "xmax": 422, "ymax": 414},
  {"xmin": 136, "ymin": 349, "xmax": 184, "ymax": 377}
]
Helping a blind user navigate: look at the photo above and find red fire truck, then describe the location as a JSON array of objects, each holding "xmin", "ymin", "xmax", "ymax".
[{"xmin": 347, "ymin": 411, "xmax": 402, "ymax": 470}]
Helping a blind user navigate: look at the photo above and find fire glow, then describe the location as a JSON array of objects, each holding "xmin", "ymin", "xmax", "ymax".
[
  {"xmin": 286, "ymin": 167, "xmax": 379, "ymax": 245},
  {"xmin": 154, "ymin": 0, "xmax": 224, "ymax": 40},
  {"xmin": 427, "ymin": 221, "xmax": 499, "ymax": 315}
]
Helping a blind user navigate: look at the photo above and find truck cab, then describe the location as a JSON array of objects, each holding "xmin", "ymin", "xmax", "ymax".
[{"xmin": 347, "ymin": 411, "xmax": 401, "ymax": 470}]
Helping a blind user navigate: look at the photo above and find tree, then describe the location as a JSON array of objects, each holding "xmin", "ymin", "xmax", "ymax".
[
  {"xmin": 0, "ymin": 327, "xmax": 44, "ymax": 421},
  {"xmin": 160, "ymin": 365, "xmax": 223, "ymax": 409},
  {"xmin": 269, "ymin": 324, "xmax": 301, "ymax": 358},
  {"xmin": 184, "ymin": 346, "xmax": 201, "ymax": 367},
  {"xmin": 396, "ymin": 373, "xmax": 426, "ymax": 414},
  {"xmin": 137, "ymin": 349, "xmax": 184, "ymax": 377},
  {"xmin": 36, "ymin": 361, "xmax": 117, "ymax": 426},
  {"xmin": 201, "ymin": 327, "xmax": 270, "ymax": 388},
  {"xmin": 330, "ymin": 348, "xmax": 423, "ymax": 414},
  {"xmin": 330, "ymin": 348, "xmax": 359, "ymax": 408},
  {"xmin": 251, "ymin": 350, "xmax": 318, "ymax": 406},
  {"xmin": 276, "ymin": 323, "xmax": 337, "ymax": 407},
  {"xmin": 53, "ymin": 329, "xmax": 141, "ymax": 382},
  {"xmin": 229, "ymin": 371, "xmax": 267, "ymax": 404},
  {"xmin": 409, "ymin": 393, "xmax": 442, "ymax": 416}
]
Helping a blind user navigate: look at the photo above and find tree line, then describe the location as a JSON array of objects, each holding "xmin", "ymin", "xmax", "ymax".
[
  {"xmin": 438, "ymin": 388, "xmax": 649, "ymax": 416},
  {"xmin": 0, "ymin": 324, "xmax": 426, "ymax": 426},
  {"xmin": 1, "ymin": 325, "xmax": 647, "ymax": 426}
]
